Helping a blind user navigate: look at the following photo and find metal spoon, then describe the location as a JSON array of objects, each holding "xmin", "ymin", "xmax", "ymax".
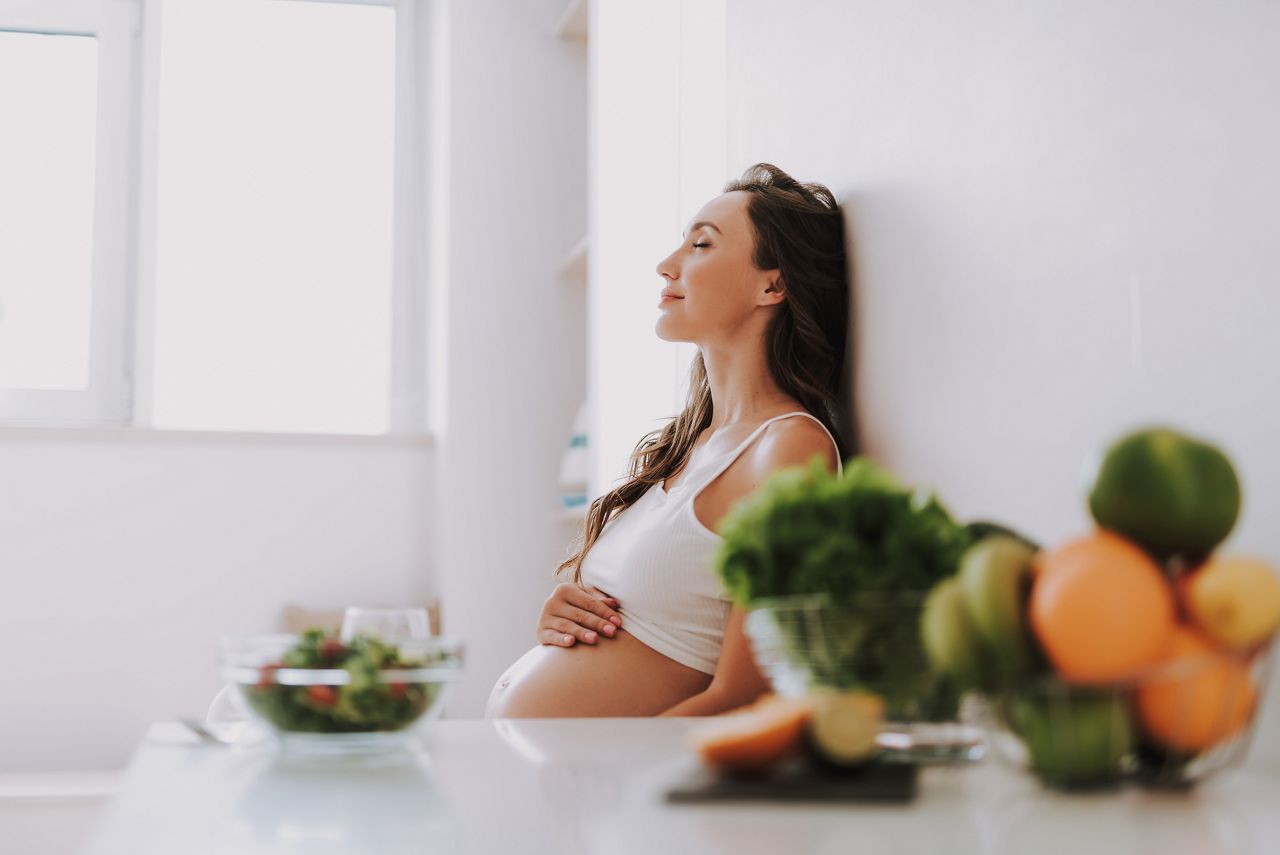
[{"xmin": 179, "ymin": 717, "xmax": 233, "ymax": 745}]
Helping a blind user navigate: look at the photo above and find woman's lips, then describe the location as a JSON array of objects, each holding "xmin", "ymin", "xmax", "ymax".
[{"xmin": 659, "ymin": 294, "xmax": 683, "ymax": 306}]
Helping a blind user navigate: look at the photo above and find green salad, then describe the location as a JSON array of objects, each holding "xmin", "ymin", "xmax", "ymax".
[{"xmin": 242, "ymin": 629, "xmax": 449, "ymax": 734}]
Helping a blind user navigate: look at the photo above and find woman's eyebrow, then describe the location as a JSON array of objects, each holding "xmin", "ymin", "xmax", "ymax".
[{"xmin": 682, "ymin": 220, "xmax": 723, "ymax": 238}]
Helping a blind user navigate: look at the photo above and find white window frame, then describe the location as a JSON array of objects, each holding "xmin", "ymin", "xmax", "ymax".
[
  {"xmin": 2, "ymin": 0, "xmax": 428, "ymax": 435},
  {"xmin": 0, "ymin": 0, "xmax": 141, "ymax": 426}
]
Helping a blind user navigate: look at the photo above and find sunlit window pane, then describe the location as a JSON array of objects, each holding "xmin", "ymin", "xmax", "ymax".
[
  {"xmin": 152, "ymin": 0, "xmax": 396, "ymax": 434},
  {"xmin": 0, "ymin": 31, "xmax": 98, "ymax": 391}
]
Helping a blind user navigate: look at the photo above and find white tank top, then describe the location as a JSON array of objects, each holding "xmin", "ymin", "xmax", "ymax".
[{"xmin": 579, "ymin": 411, "xmax": 843, "ymax": 675}]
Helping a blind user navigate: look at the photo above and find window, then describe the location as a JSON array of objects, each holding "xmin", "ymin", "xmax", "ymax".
[
  {"xmin": 150, "ymin": 0, "xmax": 403, "ymax": 434},
  {"xmin": 0, "ymin": 0, "xmax": 137, "ymax": 425},
  {"xmin": 0, "ymin": 0, "xmax": 425, "ymax": 435},
  {"xmin": 0, "ymin": 30, "xmax": 98, "ymax": 391}
]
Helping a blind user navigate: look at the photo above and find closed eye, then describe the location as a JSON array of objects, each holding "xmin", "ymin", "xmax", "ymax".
[{"xmin": 692, "ymin": 242, "xmax": 710, "ymax": 249}]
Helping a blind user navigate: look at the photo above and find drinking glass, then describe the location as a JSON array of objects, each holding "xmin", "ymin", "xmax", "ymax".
[{"xmin": 340, "ymin": 606, "xmax": 431, "ymax": 642}]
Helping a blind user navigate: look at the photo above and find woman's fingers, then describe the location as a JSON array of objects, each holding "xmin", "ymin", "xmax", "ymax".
[
  {"xmin": 539, "ymin": 628, "xmax": 576, "ymax": 647},
  {"xmin": 546, "ymin": 616, "xmax": 599, "ymax": 645},
  {"xmin": 567, "ymin": 586, "xmax": 623, "ymax": 628},
  {"xmin": 594, "ymin": 591, "xmax": 622, "ymax": 610},
  {"xmin": 536, "ymin": 583, "xmax": 620, "ymax": 647},
  {"xmin": 564, "ymin": 606, "xmax": 617, "ymax": 637},
  {"xmin": 585, "ymin": 585, "xmax": 622, "ymax": 610}
]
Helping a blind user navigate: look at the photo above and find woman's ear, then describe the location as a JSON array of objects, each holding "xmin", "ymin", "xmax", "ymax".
[{"xmin": 759, "ymin": 271, "xmax": 785, "ymax": 306}]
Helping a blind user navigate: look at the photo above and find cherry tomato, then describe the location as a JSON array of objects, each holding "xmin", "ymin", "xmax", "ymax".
[
  {"xmin": 307, "ymin": 685, "xmax": 338, "ymax": 706},
  {"xmin": 320, "ymin": 639, "xmax": 346, "ymax": 661},
  {"xmin": 256, "ymin": 663, "xmax": 283, "ymax": 689},
  {"xmin": 389, "ymin": 682, "xmax": 407, "ymax": 699}
]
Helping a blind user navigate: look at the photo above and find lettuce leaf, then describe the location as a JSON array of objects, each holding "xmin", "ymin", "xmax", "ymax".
[{"xmin": 716, "ymin": 455, "xmax": 971, "ymax": 604}]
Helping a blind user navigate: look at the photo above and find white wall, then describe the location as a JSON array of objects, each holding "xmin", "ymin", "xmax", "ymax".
[
  {"xmin": 1, "ymin": 0, "xmax": 593, "ymax": 769},
  {"xmin": 431, "ymin": 0, "xmax": 589, "ymax": 716},
  {"xmin": 0, "ymin": 429, "xmax": 433, "ymax": 771},
  {"xmin": 588, "ymin": 0, "xmax": 686, "ymax": 498},
  {"xmin": 588, "ymin": 0, "xmax": 726, "ymax": 500},
  {"xmin": 726, "ymin": 0, "xmax": 1280, "ymax": 767}
]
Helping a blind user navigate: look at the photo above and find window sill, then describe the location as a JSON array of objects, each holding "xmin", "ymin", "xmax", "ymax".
[{"xmin": 0, "ymin": 424, "xmax": 435, "ymax": 449}]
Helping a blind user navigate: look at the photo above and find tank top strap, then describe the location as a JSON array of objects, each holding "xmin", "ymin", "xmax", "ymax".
[{"xmin": 687, "ymin": 411, "xmax": 843, "ymax": 494}]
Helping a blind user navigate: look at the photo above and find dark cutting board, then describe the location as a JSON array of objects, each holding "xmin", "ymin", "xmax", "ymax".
[{"xmin": 664, "ymin": 756, "xmax": 918, "ymax": 804}]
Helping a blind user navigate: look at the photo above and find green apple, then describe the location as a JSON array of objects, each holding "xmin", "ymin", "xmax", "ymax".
[
  {"xmin": 1008, "ymin": 691, "xmax": 1133, "ymax": 789},
  {"xmin": 920, "ymin": 577, "xmax": 984, "ymax": 690},
  {"xmin": 959, "ymin": 535, "xmax": 1038, "ymax": 678}
]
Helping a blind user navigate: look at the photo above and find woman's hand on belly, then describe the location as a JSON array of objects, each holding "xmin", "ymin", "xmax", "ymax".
[
  {"xmin": 486, "ymin": 629, "xmax": 712, "ymax": 718},
  {"xmin": 536, "ymin": 582, "xmax": 623, "ymax": 647}
]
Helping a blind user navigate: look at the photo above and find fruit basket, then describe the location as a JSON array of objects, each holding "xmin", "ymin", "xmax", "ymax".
[
  {"xmin": 913, "ymin": 426, "xmax": 1280, "ymax": 790},
  {"xmin": 745, "ymin": 592, "xmax": 983, "ymax": 763},
  {"xmin": 977, "ymin": 635, "xmax": 1274, "ymax": 789}
]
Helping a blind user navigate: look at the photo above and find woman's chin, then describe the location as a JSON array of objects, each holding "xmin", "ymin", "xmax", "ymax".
[{"xmin": 653, "ymin": 321, "xmax": 688, "ymax": 343}]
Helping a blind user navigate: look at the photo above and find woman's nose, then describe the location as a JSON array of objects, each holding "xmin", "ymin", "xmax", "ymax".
[{"xmin": 656, "ymin": 250, "xmax": 678, "ymax": 280}]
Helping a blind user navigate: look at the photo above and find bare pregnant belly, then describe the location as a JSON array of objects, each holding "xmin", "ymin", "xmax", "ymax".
[{"xmin": 485, "ymin": 629, "xmax": 713, "ymax": 718}]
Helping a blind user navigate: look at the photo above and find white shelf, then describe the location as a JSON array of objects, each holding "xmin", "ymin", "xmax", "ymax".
[
  {"xmin": 557, "ymin": 234, "xmax": 589, "ymax": 282},
  {"xmin": 555, "ymin": 0, "xmax": 587, "ymax": 43}
]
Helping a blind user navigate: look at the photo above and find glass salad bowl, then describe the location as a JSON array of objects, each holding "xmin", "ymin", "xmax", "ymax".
[
  {"xmin": 219, "ymin": 629, "xmax": 464, "ymax": 755},
  {"xmin": 745, "ymin": 592, "xmax": 984, "ymax": 763}
]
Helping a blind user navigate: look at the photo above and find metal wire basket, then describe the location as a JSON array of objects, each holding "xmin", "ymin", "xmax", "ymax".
[
  {"xmin": 975, "ymin": 637, "xmax": 1275, "ymax": 789},
  {"xmin": 744, "ymin": 592, "xmax": 984, "ymax": 763}
]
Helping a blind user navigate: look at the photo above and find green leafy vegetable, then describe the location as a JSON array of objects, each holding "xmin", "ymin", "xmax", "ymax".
[
  {"xmin": 715, "ymin": 456, "xmax": 974, "ymax": 716},
  {"xmin": 717, "ymin": 457, "xmax": 972, "ymax": 602}
]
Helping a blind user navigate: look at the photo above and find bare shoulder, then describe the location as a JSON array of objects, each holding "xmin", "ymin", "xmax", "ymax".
[
  {"xmin": 692, "ymin": 413, "xmax": 841, "ymax": 536},
  {"xmin": 748, "ymin": 415, "xmax": 840, "ymax": 477}
]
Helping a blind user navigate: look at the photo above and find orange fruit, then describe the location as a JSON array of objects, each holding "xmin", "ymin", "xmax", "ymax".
[
  {"xmin": 1136, "ymin": 625, "xmax": 1257, "ymax": 752},
  {"xmin": 1029, "ymin": 530, "xmax": 1175, "ymax": 683},
  {"xmin": 689, "ymin": 694, "xmax": 812, "ymax": 772}
]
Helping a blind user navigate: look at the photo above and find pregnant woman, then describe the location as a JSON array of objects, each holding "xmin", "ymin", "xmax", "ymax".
[{"xmin": 487, "ymin": 163, "xmax": 851, "ymax": 718}]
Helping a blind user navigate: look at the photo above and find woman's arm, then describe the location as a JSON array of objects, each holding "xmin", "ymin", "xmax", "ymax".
[
  {"xmin": 660, "ymin": 416, "xmax": 841, "ymax": 717},
  {"xmin": 658, "ymin": 605, "xmax": 770, "ymax": 716}
]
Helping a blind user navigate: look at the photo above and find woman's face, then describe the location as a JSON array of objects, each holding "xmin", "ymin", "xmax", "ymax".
[{"xmin": 654, "ymin": 191, "xmax": 782, "ymax": 345}]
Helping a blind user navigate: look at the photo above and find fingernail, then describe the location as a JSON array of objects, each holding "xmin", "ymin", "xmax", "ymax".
[
  {"xmin": 602, "ymin": 624, "xmax": 615, "ymax": 636},
  {"xmin": 585, "ymin": 631, "xmax": 597, "ymax": 642},
  {"xmin": 563, "ymin": 635, "xmax": 573, "ymax": 645},
  {"xmin": 610, "ymin": 616, "xmax": 621, "ymax": 626}
]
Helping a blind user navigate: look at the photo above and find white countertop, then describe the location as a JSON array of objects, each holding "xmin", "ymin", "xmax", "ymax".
[{"xmin": 78, "ymin": 718, "xmax": 1280, "ymax": 855}]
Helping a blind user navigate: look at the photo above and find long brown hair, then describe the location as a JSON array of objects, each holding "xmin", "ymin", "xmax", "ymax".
[{"xmin": 558, "ymin": 163, "xmax": 852, "ymax": 584}]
